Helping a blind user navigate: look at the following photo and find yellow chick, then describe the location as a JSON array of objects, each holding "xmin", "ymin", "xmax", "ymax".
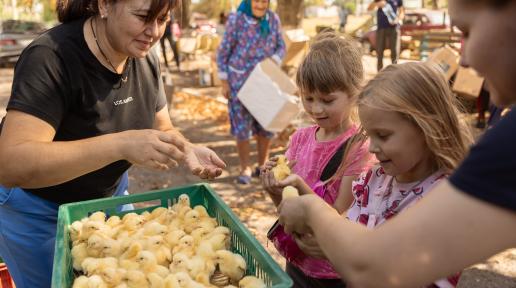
[
  {"xmin": 164, "ymin": 229, "xmax": 186, "ymax": 249},
  {"xmin": 214, "ymin": 250, "xmax": 247, "ymax": 283},
  {"xmin": 190, "ymin": 227, "xmax": 211, "ymax": 246},
  {"xmin": 176, "ymin": 194, "xmax": 191, "ymax": 209},
  {"xmin": 143, "ymin": 235, "xmax": 172, "ymax": 266},
  {"xmin": 183, "ymin": 210, "xmax": 201, "ymax": 233},
  {"xmin": 81, "ymin": 257, "xmax": 118, "ymax": 277},
  {"xmin": 101, "ymin": 237, "xmax": 122, "ymax": 258},
  {"xmin": 172, "ymin": 235, "xmax": 195, "ymax": 257},
  {"xmin": 207, "ymin": 233, "xmax": 230, "ymax": 251},
  {"xmin": 105, "ymin": 215, "xmax": 122, "ymax": 228},
  {"xmin": 175, "ymin": 272, "xmax": 204, "ymax": 288},
  {"xmin": 193, "ymin": 220, "xmax": 216, "ymax": 234},
  {"xmin": 125, "ymin": 269, "xmax": 149, "ymax": 288},
  {"xmin": 271, "ymin": 155, "xmax": 291, "ymax": 180},
  {"xmin": 169, "ymin": 252, "xmax": 190, "ymax": 274},
  {"xmin": 99, "ymin": 267, "xmax": 126, "ymax": 286},
  {"xmin": 121, "ymin": 213, "xmax": 145, "ymax": 234},
  {"xmin": 238, "ymin": 276, "xmax": 266, "ymax": 288},
  {"xmin": 192, "ymin": 205, "xmax": 209, "ymax": 218},
  {"xmin": 147, "ymin": 272, "xmax": 165, "ymax": 288},
  {"xmin": 135, "ymin": 250, "xmax": 170, "ymax": 278},
  {"xmin": 87, "ymin": 232, "xmax": 110, "ymax": 257},
  {"xmin": 222, "ymin": 286, "xmax": 238, "ymax": 288},
  {"xmin": 143, "ymin": 221, "xmax": 168, "ymax": 237},
  {"xmin": 89, "ymin": 211, "xmax": 107, "ymax": 223},
  {"xmin": 71, "ymin": 242, "xmax": 89, "ymax": 271},
  {"xmin": 87, "ymin": 275, "xmax": 108, "ymax": 288},
  {"xmin": 72, "ymin": 275, "xmax": 89, "ymax": 288},
  {"xmin": 69, "ymin": 220, "xmax": 84, "ymax": 244},
  {"xmin": 282, "ymin": 186, "xmax": 299, "ymax": 199},
  {"xmin": 164, "ymin": 274, "xmax": 181, "ymax": 288},
  {"xmin": 153, "ymin": 207, "xmax": 177, "ymax": 226},
  {"xmin": 119, "ymin": 242, "xmax": 142, "ymax": 270},
  {"xmin": 141, "ymin": 211, "xmax": 152, "ymax": 222},
  {"xmin": 79, "ymin": 221, "xmax": 103, "ymax": 242}
]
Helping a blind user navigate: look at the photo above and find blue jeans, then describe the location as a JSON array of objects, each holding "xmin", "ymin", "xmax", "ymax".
[{"xmin": 0, "ymin": 172, "xmax": 131, "ymax": 288}]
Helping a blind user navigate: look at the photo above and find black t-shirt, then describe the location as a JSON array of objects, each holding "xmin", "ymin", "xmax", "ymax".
[
  {"xmin": 1, "ymin": 18, "xmax": 166, "ymax": 204},
  {"xmin": 450, "ymin": 108, "xmax": 516, "ymax": 211}
]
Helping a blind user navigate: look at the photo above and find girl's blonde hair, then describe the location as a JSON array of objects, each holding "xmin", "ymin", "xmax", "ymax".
[
  {"xmin": 296, "ymin": 31, "xmax": 363, "ymax": 98},
  {"xmin": 359, "ymin": 62, "xmax": 473, "ymax": 171}
]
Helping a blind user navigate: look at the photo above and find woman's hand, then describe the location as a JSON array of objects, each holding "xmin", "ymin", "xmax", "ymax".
[
  {"xmin": 294, "ymin": 233, "xmax": 327, "ymax": 259},
  {"xmin": 221, "ymin": 80, "xmax": 231, "ymax": 99},
  {"xmin": 118, "ymin": 129, "xmax": 186, "ymax": 170},
  {"xmin": 184, "ymin": 144, "xmax": 226, "ymax": 179},
  {"xmin": 279, "ymin": 194, "xmax": 326, "ymax": 235}
]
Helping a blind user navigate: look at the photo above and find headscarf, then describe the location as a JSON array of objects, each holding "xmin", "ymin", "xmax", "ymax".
[{"xmin": 237, "ymin": 0, "xmax": 270, "ymax": 38}]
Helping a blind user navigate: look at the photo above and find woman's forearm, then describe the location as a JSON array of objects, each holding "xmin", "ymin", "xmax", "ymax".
[
  {"xmin": 305, "ymin": 182, "xmax": 516, "ymax": 288},
  {"xmin": 0, "ymin": 133, "xmax": 123, "ymax": 188}
]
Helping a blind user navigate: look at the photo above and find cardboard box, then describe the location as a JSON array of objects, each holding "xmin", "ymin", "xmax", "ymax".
[
  {"xmin": 427, "ymin": 46, "xmax": 460, "ymax": 81},
  {"xmin": 452, "ymin": 67, "xmax": 484, "ymax": 98},
  {"xmin": 237, "ymin": 58, "xmax": 300, "ymax": 132},
  {"xmin": 282, "ymin": 29, "xmax": 310, "ymax": 67}
]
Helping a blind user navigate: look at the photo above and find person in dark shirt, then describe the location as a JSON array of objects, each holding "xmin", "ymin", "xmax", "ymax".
[
  {"xmin": 276, "ymin": 0, "xmax": 516, "ymax": 286},
  {"xmin": 368, "ymin": 0, "xmax": 404, "ymax": 71},
  {"xmin": 0, "ymin": 0, "xmax": 225, "ymax": 286}
]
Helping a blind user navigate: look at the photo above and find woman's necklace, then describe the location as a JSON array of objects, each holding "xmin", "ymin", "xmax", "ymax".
[{"xmin": 90, "ymin": 18, "xmax": 128, "ymax": 83}]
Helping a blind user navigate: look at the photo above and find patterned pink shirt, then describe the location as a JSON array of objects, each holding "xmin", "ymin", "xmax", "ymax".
[
  {"xmin": 279, "ymin": 125, "xmax": 373, "ymax": 279},
  {"xmin": 347, "ymin": 165, "xmax": 460, "ymax": 287}
]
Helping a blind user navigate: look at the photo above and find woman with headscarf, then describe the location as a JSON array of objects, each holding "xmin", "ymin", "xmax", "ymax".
[{"xmin": 217, "ymin": 0, "xmax": 285, "ymax": 184}]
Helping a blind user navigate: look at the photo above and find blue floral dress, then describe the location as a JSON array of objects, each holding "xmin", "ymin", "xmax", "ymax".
[{"xmin": 217, "ymin": 10, "xmax": 285, "ymax": 140}]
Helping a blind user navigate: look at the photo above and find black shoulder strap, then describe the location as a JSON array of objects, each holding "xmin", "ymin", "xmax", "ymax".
[{"xmin": 320, "ymin": 138, "xmax": 350, "ymax": 182}]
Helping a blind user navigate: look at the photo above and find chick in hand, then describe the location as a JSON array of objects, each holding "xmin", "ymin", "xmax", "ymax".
[
  {"xmin": 271, "ymin": 155, "xmax": 291, "ymax": 180},
  {"xmin": 282, "ymin": 186, "xmax": 299, "ymax": 199}
]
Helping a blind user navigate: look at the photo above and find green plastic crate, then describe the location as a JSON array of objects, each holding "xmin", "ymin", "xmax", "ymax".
[{"xmin": 52, "ymin": 183, "xmax": 292, "ymax": 288}]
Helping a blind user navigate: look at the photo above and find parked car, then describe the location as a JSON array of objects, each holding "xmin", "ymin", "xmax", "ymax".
[
  {"xmin": 359, "ymin": 10, "xmax": 449, "ymax": 54},
  {"xmin": 0, "ymin": 20, "xmax": 47, "ymax": 66}
]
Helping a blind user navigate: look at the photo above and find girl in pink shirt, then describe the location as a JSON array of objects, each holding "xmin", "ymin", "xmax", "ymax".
[{"xmin": 261, "ymin": 32, "xmax": 373, "ymax": 287}]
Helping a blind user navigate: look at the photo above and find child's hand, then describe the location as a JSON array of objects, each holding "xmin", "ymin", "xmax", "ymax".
[
  {"xmin": 260, "ymin": 167, "xmax": 283, "ymax": 196},
  {"xmin": 294, "ymin": 233, "xmax": 327, "ymax": 259}
]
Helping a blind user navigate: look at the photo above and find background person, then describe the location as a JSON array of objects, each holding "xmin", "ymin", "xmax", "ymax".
[
  {"xmin": 368, "ymin": 0, "xmax": 404, "ymax": 71},
  {"xmin": 216, "ymin": 0, "xmax": 285, "ymax": 184}
]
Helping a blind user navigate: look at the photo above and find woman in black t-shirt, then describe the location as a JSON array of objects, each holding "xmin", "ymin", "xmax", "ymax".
[
  {"xmin": 276, "ymin": 0, "xmax": 516, "ymax": 287},
  {"xmin": 0, "ymin": 0, "xmax": 225, "ymax": 286}
]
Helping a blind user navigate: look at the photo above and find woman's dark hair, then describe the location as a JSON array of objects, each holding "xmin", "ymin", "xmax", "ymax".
[{"xmin": 57, "ymin": 0, "xmax": 177, "ymax": 23}]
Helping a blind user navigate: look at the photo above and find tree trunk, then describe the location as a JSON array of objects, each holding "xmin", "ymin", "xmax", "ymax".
[{"xmin": 276, "ymin": 0, "xmax": 304, "ymax": 28}]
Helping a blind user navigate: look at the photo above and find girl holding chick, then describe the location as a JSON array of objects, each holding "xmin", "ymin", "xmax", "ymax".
[{"xmin": 260, "ymin": 31, "xmax": 373, "ymax": 287}]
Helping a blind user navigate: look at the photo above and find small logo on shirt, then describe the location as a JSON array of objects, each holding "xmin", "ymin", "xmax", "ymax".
[{"xmin": 114, "ymin": 97, "xmax": 133, "ymax": 106}]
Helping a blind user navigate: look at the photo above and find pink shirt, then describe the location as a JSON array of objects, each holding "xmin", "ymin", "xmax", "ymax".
[
  {"xmin": 279, "ymin": 125, "xmax": 373, "ymax": 279},
  {"xmin": 347, "ymin": 166, "xmax": 460, "ymax": 287}
]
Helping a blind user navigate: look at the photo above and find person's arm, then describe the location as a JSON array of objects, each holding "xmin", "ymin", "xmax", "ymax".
[
  {"xmin": 0, "ymin": 110, "xmax": 183, "ymax": 188},
  {"xmin": 397, "ymin": 4, "xmax": 405, "ymax": 24},
  {"xmin": 154, "ymin": 106, "xmax": 225, "ymax": 179},
  {"xmin": 332, "ymin": 175, "xmax": 355, "ymax": 214},
  {"xmin": 270, "ymin": 12, "xmax": 286, "ymax": 65},
  {"xmin": 279, "ymin": 181, "xmax": 516, "ymax": 288},
  {"xmin": 367, "ymin": 0, "xmax": 384, "ymax": 11}
]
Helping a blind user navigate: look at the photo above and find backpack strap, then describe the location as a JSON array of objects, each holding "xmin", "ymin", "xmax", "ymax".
[{"xmin": 319, "ymin": 138, "xmax": 350, "ymax": 182}]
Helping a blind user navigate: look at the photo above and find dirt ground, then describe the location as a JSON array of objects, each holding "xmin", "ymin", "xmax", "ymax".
[{"xmin": 0, "ymin": 52, "xmax": 515, "ymax": 286}]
